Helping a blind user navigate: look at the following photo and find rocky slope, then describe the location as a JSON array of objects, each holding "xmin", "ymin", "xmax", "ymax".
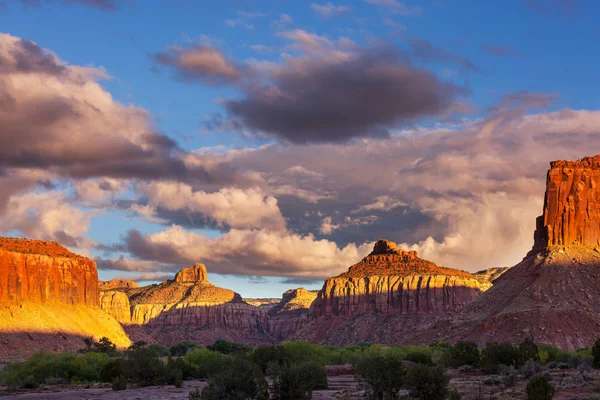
[
  {"xmin": 0, "ymin": 238, "xmax": 130, "ymax": 356},
  {"xmin": 472, "ymin": 267, "xmax": 510, "ymax": 291},
  {"xmin": 101, "ymin": 264, "xmax": 272, "ymax": 345},
  {"xmin": 293, "ymin": 239, "xmax": 485, "ymax": 345},
  {"xmin": 418, "ymin": 154, "xmax": 600, "ymax": 349},
  {"xmin": 268, "ymin": 288, "xmax": 318, "ymax": 340}
]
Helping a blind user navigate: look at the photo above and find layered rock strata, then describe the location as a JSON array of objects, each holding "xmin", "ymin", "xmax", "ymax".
[
  {"xmin": 99, "ymin": 280, "xmax": 139, "ymax": 290},
  {"xmin": 0, "ymin": 238, "xmax": 130, "ymax": 356},
  {"xmin": 294, "ymin": 240, "xmax": 484, "ymax": 345},
  {"xmin": 268, "ymin": 288, "xmax": 318, "ymax": 340}
]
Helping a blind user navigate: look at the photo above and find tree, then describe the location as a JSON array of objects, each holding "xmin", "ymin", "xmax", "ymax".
[
  {"xmin": 354, "ymin": 354, "xmax": 404, "ymax": 400},
  {"xmin": 518, "ymin": 338, "xmax": 540, "ymax": 365},
  {"xmin": 270, "ymin": 362, "xmax": 327, "ymax": 400},
  {"xmin": 481, "ymin": 342, "xmax": 519, "ymax": 373},
  {"xmin": 94, "ymin": 337, "xmax": 117, "ymax": 353},
  {"xmin": 170, "ymin": 340, "xmax": 199, "ymax": 357},
  {"xmin": 404, "ymin": 364, "xmax": 450, "ymax": 400},
  {"xmin": 526, "ymin": 376, "xmax": 554, "ymax": 400},
  {"xmin": 200, "ymin": 359, "xmax": 268, "ymax": 400},
  {"xmin": 592, "ymin": 338, "xmax": 600, "ymax": 368},
  {"xmin": 448, "ymin": 341, "xmax": 480, "ymax": 368},
  {"xmin": 206, "ymin": 340, "xmax": 251, "ymax": 356}
]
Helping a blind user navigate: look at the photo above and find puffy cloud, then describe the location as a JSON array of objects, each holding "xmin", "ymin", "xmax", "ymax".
[
  {"xmin": 310, "ymin": 3, "xmax": 351, "ymax": 17},
  {"xmin": 0, "ymin": 34, "xmax": 186, "ymax": 180},
  {"xmin": 136, "ymin": 182, "xmax": 286, "ymax": 230},
  {"xmin": 152, "ymin": 45, "xmax": 242, "ymax": 84},
  {"xmin": 123, "ymin": 225, "xmax": 373, "ymax": 278},
  {"xmin": 319, "ymin": 216, "xmax": 340, "ymax": 235},
  {"xmin": 352, "ymin": 195, "xmax": 407, "ymax": 214}
]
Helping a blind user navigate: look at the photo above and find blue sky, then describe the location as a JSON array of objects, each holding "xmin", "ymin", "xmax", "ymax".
[{"xmin": 0, "ymin": 0, "xmax": 599, "ymax": 298}]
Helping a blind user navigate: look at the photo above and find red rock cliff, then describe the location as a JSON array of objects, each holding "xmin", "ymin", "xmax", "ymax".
[
  {"xmin": 534, "ymin": 155, "xmax": 600, "ymax": 249},
  {"xmin": 0, "ymin": 238, "xmax": 98, "ymax": 306}
]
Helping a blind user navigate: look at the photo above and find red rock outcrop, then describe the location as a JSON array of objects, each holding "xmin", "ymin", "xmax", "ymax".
[
  {"xmin": 417, "ymin": 154, "xmax": 600, "ymax": 349},
  {"xmin": 0, "ymin": 238, "xmax": 98, "ymax": 306},
  {"xmin": 534, "ymin": 155, "xmax": 600, "ymax": 249},
  {"xmin": 101, "ymin": 264, "xmax": 273, "ymax": 345},
  {"xmin": 0, "ymin": 237, "xmax": 130, "ymax": 356},
  {"xmin": 268, "ymin": 288, "xmax": 318, "ymax": 340},
  {"xmin": 293, "ymin": 240, "xmax": 484, "ymax": 345},
  {"xmin": 99, "ymin": 280, "xmax": 139, "ymax": 290}
]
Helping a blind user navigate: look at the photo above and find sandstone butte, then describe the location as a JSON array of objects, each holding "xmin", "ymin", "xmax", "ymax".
[
  {"xmin": 417, "ymin": 154, "xmax": 600, "ymax": 350},
  {"xmin": 292, "ymin": 239, "xmax": 492, "ymax": 345},
  {"xmin": 99, "ymin": 264, "xmax": 272, "ymax": 346},
  {"xmin": 268, "ymin": 288, "xmax": 319, "ymax": 340},
  {"xmin": 0, "ymin": 238, "xmax": 130, "ymax": 357}
]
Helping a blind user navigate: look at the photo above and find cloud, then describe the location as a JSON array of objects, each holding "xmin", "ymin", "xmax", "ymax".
[
  {"xmin": 410, "ymin": 37, "xmax": 480, "ymax": 72},
  {"xmin": 0, "ymin": 34, "xmax": 186, "ymax": 180},
  {"xmin": 310, "ymin": 3, "xmax": 351, "ymax": 17},
  {"xmin": 113, "ymin": 272, "xmax": 175, "ymax": 283},
  {"xmin": 151, "ymin": 45, "xmax": 242, "ymax": 85},
  {"xmin": 363, "ymin": 0, "xmax": 421, "ymax": 16},
  {"xmin": 95, "ymin": 254, "xmax": 169, "ymax": 272},
  {"xmin": 225, "ymin": 44, "xmax": 466, "ymax": 143},
  {"xmin": 123, "ymin": 225, "xmax": 373, "ymax": 279},
  {"xmin": 136, "ymin": 182, "xmax": 287, "ymax": 230},
  {"xmin": 276, "ymin": 13, "xmax": 293, "ymax": 25},
  {"xmin": 352, "ymin": 195, "xmax": 407, "ymax": 214},
  {"xmin": 319, "ymin": 216, "xmax": 340, "ymax": 235}
]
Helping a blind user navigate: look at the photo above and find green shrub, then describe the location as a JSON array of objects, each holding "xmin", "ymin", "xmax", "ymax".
[
  {"xmin": 404, "ymin": 351, "xmax": 433, "ymax": 365},
  {"xmin": 111, "ymin": 374, "xmax": 127, "ymax": 391},
  {"xmin": 100, "ymin": 359, "xmax": 126, "ymax": 383},
  {"xmin": 94, "ymin": 337, "xmax": 117, "ymax": 353},
  {"xmin": 148, "ymin": 344, "xmax": 170, "ymax": 357},
  {"xmin": 251, "ymin": 345, "xmax": 284, "ymax": 373},
  {"xmin": 278, "ymin": 341, "xmax": 341, "ymax": 366},
  {"xmin": 170, "ymin": 340, "xmax": 199, "ymax": 357},
  {"xmin": 404, "ymin": 364, "xmax": 450, "ymax": 400},
  {"xmin": 207, "ymin": 340, "xmax": 251, "ymax": 356},
  {"xmin": 448, "ymin": 389, "xmax": 462, "ymax": 400},
  {"xmin": 526, "ymin": 375, "xmax": 555, "ymax": 400},
  {"xmin": 448, "ymin": 341, "xmax": 480, "ymax": 368},
  {"xmin": 200, "ymin": 358, "xmax": 268, "ymax": 400},
  {"xmin": 125, "ymin": 347, "xmax": 166, "ymax": 386},
  {"xmin": 270, "ymin": 362, "xmax": 327, "ymax": 400},
  {"xmin": 168, "ymin": 357, "xmax": 194, "ymax": 380},
  {"xmin": 481, "ymin": 342, "xmax": 519, "ymax": 373},
  {"xmin": 184, "ymin": 348, "xmax": 230, "ymax": 379},
  {"xmin": 354, "ymin": 354, "xmax": 404, "ymax": 400}
]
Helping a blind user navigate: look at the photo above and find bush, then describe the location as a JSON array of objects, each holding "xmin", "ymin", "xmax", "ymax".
[
  {"xmin": 520, "ymin": 359, "xmax": 542, "ymax": 379},
  {"xmin": 448, "ymin": 341, "xmax": 480, "ymax": 368},
  {"xmin": 593, "ymin": 339, "xmax": 600, "ymax": 368},
  {"xmin": 93, "ymin": 337, "xmax": 117, "ymax": 353},
  {"xmin": 126, "ymin": 347, "xmax": 166, "ymax": 386},
  {"xmin": 404, "ymin": 352, "xmax": 433, "ymax": 365},
  {"xmin": 100, "ymin": 359, "xmax": 126, "ymax": 383},
  {"xmin": 200, "ymin": 358, "xmax": 268, "ymax": 400},
  {"xmin": 170, "ymin": 340, "xmax": 199, "ymax": 357},
  {"xmin": 481, "ymin": 342, "xmax": 519, "ymax": 373},
  {"xmin": 184, "ymin": 348, "xmax": 230, "ymax": 379},
  {"xmin": 519, "ymin": 338, "xmax": 540, "ymax": 365},
  {"xmin": 147, "ymin": 344, "xmax": 170, "ymax": 357},
  {"xmin": 207, "ymin": 340, "xmax": 251, "ymax": 356},
  {"xmin": 270, "ymin": 362, "xmax": 327, "ymax": 400},
  {"xmin": 526, "ymin": 375, "xmax": 555, "ymax": 400},
  {"xmin": 448, "ymin": 389, "xmax": 462, "ymax": 400},
  {"xmin": 252, "ymin": 345, "xmax": 284, "ymax": 373},
  {"xmin": 404, "ymin": 364, "xmax": 450, "ymax": 400},
  {"xmin": 111, "ymin": 375, "xmax": 127, "ymax": 391},
  {"xmin": 354, "ymin": 354, "xmax": 404, "ymax": 400}
]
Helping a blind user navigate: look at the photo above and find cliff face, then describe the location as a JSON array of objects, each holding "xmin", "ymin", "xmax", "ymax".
[
  {"xmin": 0, "ymin": 238, "xmax": 130, "ymax": 356},
  {"xmin": 417, "ymin": 154, "xmax": 600, "ymax": 350},
  {"xmin": 535, "ymin": 155, "xmax": 600, "ymax": 249},
  {"xmin": 0, "ymin": 238, "xmax": 98, "ymax": 306},
  {"xmin": 310, "ymin": 240, "xmax": 482, "ymax": 319},
  {"xmin": 101, "ymin": 264, "xmax": 273, "ymax": 345},
  {"xmin": 294, "ymin": 240, "xmax": 484, "ymax": 345},
  {"xmin": 268, "ymin": 288, "xmax": 318, "ymax": 340},
  {"xmin": 99, "ymin": 280, "xmax": 139, "ymax": 290}
]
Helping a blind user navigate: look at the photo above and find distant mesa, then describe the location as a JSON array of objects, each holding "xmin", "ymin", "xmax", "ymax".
[{"xmin": 99, "ymin": 279, "xmax": 139, "ymax": 290}]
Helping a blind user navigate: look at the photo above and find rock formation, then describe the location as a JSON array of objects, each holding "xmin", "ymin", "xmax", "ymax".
[
  {"xmin": 0, "ymin": 238, "xmax": 130, "ymax": 356},
  {"xmin": 99, "ymin": 280, "xmax": 139, "ymax": 290},
  {"xmin": 268, "ymin": 288, "xmax": 318, "ymax": 340},
  {"xmin": 472, "ymin": 267, "xmax": 510, "ymax": 291},
  {"xmin": 101, "ymin": 264, "xmax": 273, "ymax": 346},
  {"xmin": 419, "ymin": 154, "xmax": 600, "ymax": 349},
  {"xmin": 293, "ymin": 240, "xmax": 485, "ymax": 345}
]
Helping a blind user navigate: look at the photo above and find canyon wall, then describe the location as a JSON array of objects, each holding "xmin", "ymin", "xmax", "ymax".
[{"xmin": 0, "ymin": 238, "xmax": 130, "ymax": 356}]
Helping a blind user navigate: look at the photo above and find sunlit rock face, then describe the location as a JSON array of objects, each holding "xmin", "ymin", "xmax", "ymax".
[
  {"xmin": 99, "ymin": 280, "xmax": 139, "ymax": 290},
  {"xmin": 416, "ymin": 154, "xmax": 600, "ymax": 350},
  {"xmin": 268, "ymin": 288, "xmax": 318, "ymax": 340},
  {"xmin": 533, "ymin": 155, "xmax": 600, "ymax": 250},
  {"xmin": 0, "ymin": 238, "xmax": 98, "ymax": 306},
  {"xmin": 0, "ymin": 238, "xmax": 130, "ymax": 356},
  {"xmin": 100, "ymin": 264, "xmax": 273, "ymax": 345},
  {"xmin": 310, "ymin": 239, "xmax": 483, "ymax": 318},
  {"xmin": 291, "ymin": 239, "xmax": 484, "ymax": 345}
]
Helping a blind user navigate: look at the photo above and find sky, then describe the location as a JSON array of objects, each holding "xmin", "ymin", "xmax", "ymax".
[{"xmin": 0, "ymin": 0, "xmax": 599, "ymax": 298}]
